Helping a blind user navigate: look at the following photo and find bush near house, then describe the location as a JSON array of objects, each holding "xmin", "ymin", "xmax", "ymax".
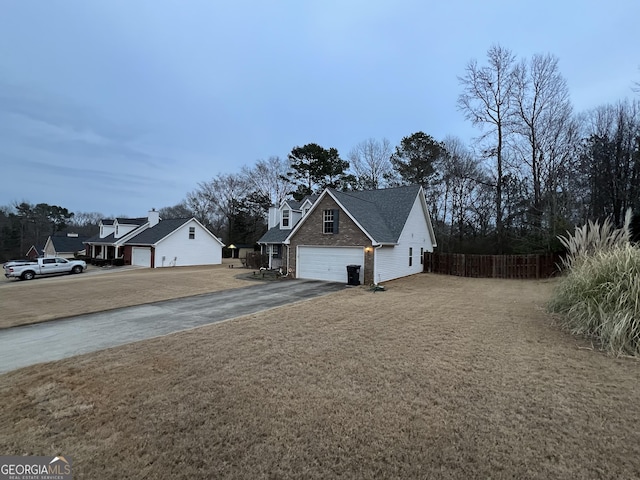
[{"xmin": 549, "ymin": 210, "xmax": 640, "ymax": 355}]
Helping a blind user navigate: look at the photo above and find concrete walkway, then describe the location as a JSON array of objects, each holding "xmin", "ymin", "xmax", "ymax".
[{"xmin": 0, "ymin": 280, "xmax": 345, "ymax": 374}]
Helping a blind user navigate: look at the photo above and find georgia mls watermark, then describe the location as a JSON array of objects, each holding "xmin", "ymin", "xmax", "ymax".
[{"xmin": 0, "ymin": 456, "xmax": 72, "ymax": 480}]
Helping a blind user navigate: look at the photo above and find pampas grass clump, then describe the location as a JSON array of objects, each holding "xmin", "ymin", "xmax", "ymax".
[{"xmin": 549, "ymin": 210, "xmax": 640, "ymax": 355}]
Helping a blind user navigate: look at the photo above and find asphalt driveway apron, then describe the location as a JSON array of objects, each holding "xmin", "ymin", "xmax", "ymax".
[{"xmin": 0, "ymin": 279, "xmax": 345, "ymax": 374}]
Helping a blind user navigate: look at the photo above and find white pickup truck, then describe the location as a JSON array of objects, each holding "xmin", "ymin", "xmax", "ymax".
[{"xmin": 3, "ymin": 257, "xmax": 87, "ymax": 280}]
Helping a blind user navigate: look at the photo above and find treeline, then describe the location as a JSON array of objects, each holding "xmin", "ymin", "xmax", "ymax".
[
  {"xmin": 2, "ymin": 44, "xmax": 639, "ymax": 261},
  {"xmin": 0, "ymin": 204, "xmax": 103, "ymax": 261}
]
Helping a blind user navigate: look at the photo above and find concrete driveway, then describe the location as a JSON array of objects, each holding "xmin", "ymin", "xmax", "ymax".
[{"xmin": 0, "ymin": 279, "xmax": 345, "ymax": 374}]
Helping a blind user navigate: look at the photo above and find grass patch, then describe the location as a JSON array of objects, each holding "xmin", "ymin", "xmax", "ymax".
[{"xmin": 3, "ymin": 275, "xmax": 640, "ymax": 479}]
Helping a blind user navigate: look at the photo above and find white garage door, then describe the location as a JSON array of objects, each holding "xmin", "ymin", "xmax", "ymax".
[
  {"xmin": 297, "ymin": 246, "xmax": 364, "ymax": 283},
  {"xmin": 132, "ymin": 247, "xmax": 151, "ymax": 267}
]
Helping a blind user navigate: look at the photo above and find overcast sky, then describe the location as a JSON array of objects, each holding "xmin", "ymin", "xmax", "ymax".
[{"xmin": 1, "ymin": 0, "xmax": 638, "ymax": 217}]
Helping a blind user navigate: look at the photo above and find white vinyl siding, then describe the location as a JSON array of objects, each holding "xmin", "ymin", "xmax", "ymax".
[
  {"xmin": 373, "ymin": 195, "xmax": 434, "ymax": 283},
  {"xmin": 154, "ymin": 220, "xmax": 222, "ymax": 267},
  {"xmin": 297, "ymin": 246, "xmax": 364, "ymax": 283}
]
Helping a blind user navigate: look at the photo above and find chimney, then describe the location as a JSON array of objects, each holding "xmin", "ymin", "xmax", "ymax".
[
  {"xmin": 268, "ymin": 205, "xmax": 278, "ymax": 229},
  {"xmin": 148, "ymin": 208, "xmax": 160, "ymax": 227}
]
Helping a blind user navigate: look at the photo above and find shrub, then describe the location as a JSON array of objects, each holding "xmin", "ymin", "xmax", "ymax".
[
  {"xmin": 557, "ymin": 209, "xmax": 632, "ymax": 269},
  {"xmin": 550, "ymin": 210, "xmax": 640, "ymax": 355}
]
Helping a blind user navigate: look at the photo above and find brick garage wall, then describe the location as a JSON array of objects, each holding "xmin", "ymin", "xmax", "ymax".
[{"xmin": 288, "ymin": 195, "xmax": 374, "ymax": 284}]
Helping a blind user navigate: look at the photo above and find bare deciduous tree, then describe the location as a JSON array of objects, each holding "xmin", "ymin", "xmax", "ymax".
[
  {"xmin": 511, "ymin": 53, "xmax": 575, "ymax": 232},
  {"xmin": 458, "ymin": 44, "xmax": 516, "ymax": 252},
  {"xmin": 241, "ymin": 156, "xmax": 292, "ymax": 207},
  {"xmin": 440, "ymin": 137, "xmax": 486, "ymax": 249},
  {"xmin": 580, "ymin": 99, "xmax": 640, "ymax": 226},
  {"xmin": 348, "ymin": 138, "xmax": 393, "ymax": 190}
]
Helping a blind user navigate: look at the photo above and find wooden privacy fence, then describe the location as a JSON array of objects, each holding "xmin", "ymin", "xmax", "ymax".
[{"xmin": 424, "ymin": 252, "xmax": 560, "ymax": 279}]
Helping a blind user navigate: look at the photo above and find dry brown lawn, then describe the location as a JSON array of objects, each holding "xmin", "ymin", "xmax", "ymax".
[
  {"xmin": 0, "ymin": 262, "xmax": 251, "ymax": 328},
  {"xmin": 2, "ymin": 274, "xmax": 640, "ymax": 479}
]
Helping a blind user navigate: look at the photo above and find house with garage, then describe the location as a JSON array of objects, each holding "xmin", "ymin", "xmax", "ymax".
[
  {"xmin": 258, "ymin": 185, "xmax": 437, "ymax": 284},
  {"xmin": 258, "ymin": 195, "xmax": 318, "ymax": 270},
  {"xmin": 43, "ymin": 233, "xmax": 89, "ymax": 259},
  {"xmin": 84, "ymin": 210, "xmax": 224, "ymax": 268}
]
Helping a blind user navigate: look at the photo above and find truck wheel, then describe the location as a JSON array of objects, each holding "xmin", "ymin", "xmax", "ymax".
[
  {"xmin": 21, "ymin": 271, "xmax": 35, "ymax": 280},
  {"xmin": 72, "ymin": 265, "xmax": 83, "ymax": 274}
]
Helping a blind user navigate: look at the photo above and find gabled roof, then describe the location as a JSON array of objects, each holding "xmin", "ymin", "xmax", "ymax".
[
  {"xmin": 27, "ymin": 245, "xmax": 44, "ymax": 256},
  {"xmin": 125, "ymin": 218, "xmax": 191, "ymax": 245},
  {"xmin": 282, "ymin": 194, "xmax": 319, "ymax": 212},
  {"xmin": 282, "ymin": 199, "xmax": 303, "ymax": 211},
  {"xmin": 330, "ymin": 185, "xmax": 422, "ymax": 244},
  {"xmin": 301, "ymin": 195, "xmax": 319, "ymax": 207},
  {"xmin": 285, "ymin": 184, "xmax": 435, "ymax": 246},
  {"xmin": 258, "ymin": 224, "xmax": 290, "ymax": 244},
  {"xmin": 125, "ymin": 218, "xmax": 224, "ymax": 246},
  {"xmin": 48, "ymin": 235, "xmax": 89, "ymax": 253}
]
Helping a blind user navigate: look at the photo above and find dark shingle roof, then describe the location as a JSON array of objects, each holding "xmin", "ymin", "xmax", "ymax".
[
  {"xmin": 87, "ymin": 233, "xmax": 117, "ymax": 244},
  {"xmin": 283, "ymin": 199, "xmax": 303, "ymax": 210},
  {"xmin": 116, "ymin": 217, "xmax": 147, "ymax": 225},
  {"xmin": 286, "ymin": 195, "xmax": 319, "ymax": 211},
  {"xmin": 125, "ymin": 218, "xmax": 191, "ymax": 245},
  {"xmin": 330, "ymin": 185, "xmax": 422, "ymax": 244},
  {"xmin": 50, "ymin": 235, "xmax": 89, "ymax": 253},
  {"xmin": 258, "ymin": 224, "xmax": 291, "ymax": 244},
  {"xmin": 258, "ymin": 185, "xmax": 423, "ymax": 245},
  {"xmin": 101, "ymin": 217, "xmax": 147, "ymax": 226}
]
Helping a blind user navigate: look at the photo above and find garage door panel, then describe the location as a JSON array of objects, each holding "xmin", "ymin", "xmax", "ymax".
[
  {"xmin": 132, "ymin": 247, "xmax": 151, "ymax": 267},
  {"xmin": 297, "ymin": 246, "xmax": 363, "ymax": 283}
]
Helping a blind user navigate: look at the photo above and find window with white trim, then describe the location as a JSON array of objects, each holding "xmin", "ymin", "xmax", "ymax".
[
  {"xmin": 189, "ymin": 226, "xmax": 195, "ymax": 239},
  {"xmin": 282, "ymin": 209, "xmax": 290, "ymax": 227},
  {"xmin": 323, "ymin": 209, "xmax": 339, "ymax": 234}
]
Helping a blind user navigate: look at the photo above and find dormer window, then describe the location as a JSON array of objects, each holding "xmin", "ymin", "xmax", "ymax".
[{"xmin": 282, "ymin": 209, "xmax": 290, "ymax": 227}]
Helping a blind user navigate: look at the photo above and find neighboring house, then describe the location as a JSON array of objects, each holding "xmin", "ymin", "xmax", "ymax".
[
  {"xmin": 258, "ymin": 185, "xmax": 437, "ymax": 284},
  {"xmin": 259, "ymin": 195, "xmax": 318, "ymax": 270},
  {"xmin": 43, "ymin": 233, "xmax": 89, "ymax": 259},
  {"xmin": 26, "ymin": 245, "xmax": 43, "ymax": 260},
  {"xmin": 84, "ymin": 210, "xmax": 224, "ymax": 268}
]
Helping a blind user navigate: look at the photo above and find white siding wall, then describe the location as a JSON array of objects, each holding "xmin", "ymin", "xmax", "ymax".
[
  {"xmin": 154, "ymin": 221, "xmax": 222, "ymax": 267},
  {"xmin": 100, "ymin": 224, "xmax": 115, "ymax": 238},
  {"xmin": 374, "ymin": 195, "xmax": 434, "ymax": 283}
]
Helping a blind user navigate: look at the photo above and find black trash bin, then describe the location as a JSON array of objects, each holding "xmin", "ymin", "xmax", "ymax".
[{"xmin": 346, "ymin": 264, "xmax": 361, "ymax": 286}]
